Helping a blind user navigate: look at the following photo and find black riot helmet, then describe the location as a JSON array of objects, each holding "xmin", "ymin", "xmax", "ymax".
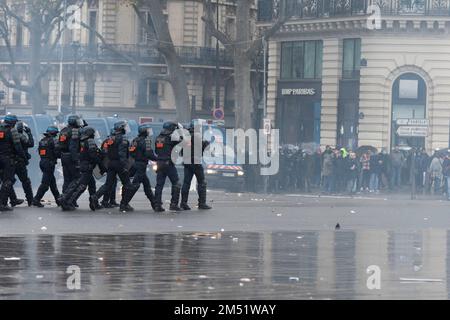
[
  {"xmin": 80, "ymin": 126, "xmax": 96, "ymax": 140},
  {"xmin": 162, "ymin": 121, "xmax": 178, "ymax": 134},
  {"xmin": 44, "ymin": 126, "xmax": 59, "ymax": 136},
  {"xmin": 67, "ymin": 114, "xmax": 83, "ymax": 128},
  {"xmin": 138, "ymin": 123, "xmax": 153, "ymax": 136},
  {"xmin": 113, "ymin": 120, "xmax": 130, "ymax": 134},
  {"xmin": 4, "ymin": 114, "xmax": 18, "ymax": 126}
]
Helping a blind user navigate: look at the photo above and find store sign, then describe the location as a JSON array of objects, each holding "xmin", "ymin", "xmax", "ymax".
[
  {"xmin": 397, "ymin": 126, "xmax": 428, "ymax": 137},
  {"xmin": 281, "ymin": 88, "xmax": 316, "ymax": 96},
  {"xmin": 396, "ymin": 118, "xmax": 429, "ymax": 126}
]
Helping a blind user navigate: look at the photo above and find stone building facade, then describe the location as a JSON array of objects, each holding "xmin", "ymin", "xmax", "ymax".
[
  {"xmin": 258, "ymin": 0, "xmax": 450, "ymax": 152},
  {"xmin": 0, "ymin": 0, "xmax": 247, "ymax": 124}
]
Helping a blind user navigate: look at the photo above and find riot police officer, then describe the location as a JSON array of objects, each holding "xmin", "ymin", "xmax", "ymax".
[
  {"xmin": 32, "ymin": 126, "xmax": 61, "ymax": 207},
  {"xmin": 0, "ymin": 114, "xmax": 26, "ymax": 211},
  {"xmin": 127, "ymin": 123, "xmax": 158, "ymax": 210},
  {"xmin": 180, "ymin": 123, "xmax": 212, "ymax": 210},
  {"xmin": 9, "ymin": 121, "xmax": 34, "ymax": 206},
  {"xmin": 59, "ymin": 126, "xmax": 101, "ymax": 211},
  {"xmin": 98, "ymin": 129, "xmax": 119, "ymax": 208},
  {"xmin": 154, "ymin": 121, "xmax": 182, "ymax": 212},
  {"xmin": 58, "ymin": 115, "xmax": 84, "ymax": 194},
  {"xmin": 89, "ymin": 121, "xmax": 136, "ymax": 212}
]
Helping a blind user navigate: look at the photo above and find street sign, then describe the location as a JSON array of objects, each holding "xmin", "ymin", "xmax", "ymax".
[
  {"xmin": 213, "ymin": 108, "xmax": 224, "ymax": 120},
  {"xmin": 396, "ymin": 126, "xmax": 428, "ymax": 137},
  {"xmin": 139, "ymin": 117, "xmax": 153, "ymax": 124},
  {"xmin": 396, "ymin": 118, "xmax": 429, "ymax": 126},
  {"xmin": 263, "ymin": 118, "xmax": 271, "ymax": 135}
]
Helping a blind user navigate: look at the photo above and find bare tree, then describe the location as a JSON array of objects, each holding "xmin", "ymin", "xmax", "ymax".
[
  {"xmin": 0, "ymin": 0, "xmax": 77, "ymax": 114},
  {"xmin": 106, "ymin": 0, "xmax": 190, "ymax": 122},
  {"xmin": 202, "ymin": 0, "xmax": 287, "ymax": 130}
]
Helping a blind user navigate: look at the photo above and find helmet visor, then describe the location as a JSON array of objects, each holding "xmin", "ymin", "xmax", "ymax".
[{"xmin": 76, "ymin": 118, "xmax": 84, "ymax": 127}]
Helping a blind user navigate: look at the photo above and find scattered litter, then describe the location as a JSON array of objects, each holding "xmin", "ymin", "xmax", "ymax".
[
  {"xmin": 232, "ymin": 238, "xmax": 239, "ymax": 242},
  {"xmin": 98, "ymin": 257, "xmax": 104, "ymax": 261},
  {"xmin": 177, "ymin": 226, "xmax": 183, "ymax": 228},
  {"xmin": 277, "ymin": 213, "xmax": 282, "ymax": 217},
  {"xmin": 350, "ymin": 210, "xmax": 356, "ymax": 214},
  {"xmin": 4, "ymin": 257, "xmax": 20, "ymax": 261},
  {"xmin": 198, "ymin": 275, "xmax": 208, "ymax": 279},
  {"xmin": 41, "ymin": 226, "xmax": 47, "ymax": 231},
  {"xmin": 289, "ymin": 277, "xmax": 300, "ymax": 282},
  {"xmin": 207, "ymin": 286, "xmax": 215, "ymax": 290},
  {"xmin": 36, "ymin": 275, "xmax": 44, "ymax": 279},
  {"xmin": 296, "ymin": 236, "xmax": 303, "ymax": 239},
  {"xmin": 220, "ymin": 228, "xmax": 225, "ymax": 232},
  {"xmin": 237, "ymin": 193, "xmax": 242, "ymax": 197},
  {"xmin": 413, "ymin": 265, "xmax": 422, "ymax": 272},
  {"xmin": 240, "ymin": 278, "xmax": 251, "ymax": 282},
  {"xmin": 239, "ymin": 283, "xmax": 244, "ymax": 287}
]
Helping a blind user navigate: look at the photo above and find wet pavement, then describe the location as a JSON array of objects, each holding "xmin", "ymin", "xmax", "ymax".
[
  {"xmin": 1, "ymin": 230, "xmax": 450, "ymax": 299},
  {"xmin": 1, "ymin": 190, "xmax": 450, "ymax": 299}
]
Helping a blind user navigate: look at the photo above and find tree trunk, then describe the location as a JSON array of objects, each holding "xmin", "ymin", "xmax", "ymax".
[
  {"xmin": 166, "ymin": 52, "xmax": 190, "ymax": 123},
  {"xmin": 234, "ymin": 55, "xmax": 253, "ymax": 130},
  {"xmin": 145, "ymin": 0, "xmax": 190, "ymax": 122},
  {"xmin": 30, "ymin": 21, "xmax": 43, "ymax": 114}
]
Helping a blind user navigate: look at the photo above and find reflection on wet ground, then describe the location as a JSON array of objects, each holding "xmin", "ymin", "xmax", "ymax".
[{"xmin": 1, "ymin": 230, "xmax": 450, "ymax": 299}]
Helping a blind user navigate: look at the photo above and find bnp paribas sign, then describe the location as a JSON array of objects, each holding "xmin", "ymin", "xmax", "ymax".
[{"xmin": 281, "ymin": 88, "xmax": 316, "ymax": 96}]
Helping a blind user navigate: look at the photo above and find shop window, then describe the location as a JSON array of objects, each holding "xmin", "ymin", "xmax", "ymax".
[
  {"xmin": 343, "ymin": 38, "xmax": 361, "ymax": 79},
  {"xmin": 280, "ymin": 40, "xmax": 323, "ymax": 80}
]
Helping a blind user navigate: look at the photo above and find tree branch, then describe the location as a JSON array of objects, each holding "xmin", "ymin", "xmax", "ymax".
[
  {"xmin": 201, "ymin": 0, "xmax": 233, "ymax": 48},
  {"xmin": 0, "ymin": 1, "xmax": 32, "ymax": 29},
  {"xmin": 245, "ymin": 15, "xmax": 287, "ymax": 59}
]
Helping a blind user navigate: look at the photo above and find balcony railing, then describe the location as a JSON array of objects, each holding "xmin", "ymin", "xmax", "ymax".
[
  {"xmin": 0, "ymin": 44, "xmax": 235, "ymax": 67},
  {"xmin": 257, "ymin": 0, "xmax": 450, "ymax": 22}
]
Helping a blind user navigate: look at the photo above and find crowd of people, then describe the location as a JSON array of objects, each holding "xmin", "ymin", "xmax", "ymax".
[{"xmin": 270, "ymin": 143, "xmax": 450, "ymax": 199}]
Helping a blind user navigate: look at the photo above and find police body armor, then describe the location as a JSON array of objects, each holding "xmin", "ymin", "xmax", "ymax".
[
  {"xmin": 39, "ymin": 136, "xmax": 58, "ymax": 163},
  {"xmin": 130, "ymin": 136, "xmax": 153, "ymax": 163},
  {"xmin": 0, "ymin": 124, "xmax": 20, "ymax": 156},
  {"xmin": 80, "ymin": 138, "xmax": 99, "ymax": 164},
  {"xmin": 155, "ymin": 134, "xmax": 173, "ymax": 162}
]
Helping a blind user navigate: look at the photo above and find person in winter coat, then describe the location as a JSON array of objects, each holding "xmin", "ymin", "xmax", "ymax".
[{"xmin": 429, "ymin": 153, "xmax": 443, "ymax": 194}]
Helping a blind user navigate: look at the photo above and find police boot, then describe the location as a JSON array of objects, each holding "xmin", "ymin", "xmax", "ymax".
[
  {"xmin": 101, "ymin": 201, "xmax": 114, "ymax": 209},
  {"xmin": 89, "ymin": 195, "xmax": 99, "ymax": 211},
  {"xmin": 119, "ymin": 203, "xmax": 134, "ymax": 212},
  {"xmin": 23, "ymin": 179, "xmax": 34, "ymax": 206},
  {"xmin": 154, "ymin": 205, "xmax": 165, "ymax": 212},
  {"xmin": 180, "ymin": 191, "xmax": 191, "ymax": 211},
  {"xmin": 32, "ymin": 184, "xmax": 48, "ymax": 207},
  {"xmin": 145, "ymin": 189, "xmax": 157, "ymax": 210},
  {"xmin": 198, "ymin": 183, "xmax": 212, "ymax": 210},
  {"xmin": 169, "ymin": 184, "xmax": 181, "ymax": 211},
  {"xmin": 0, "ymin": 204, "xmax": 13, "ymax": 212},
  {"xmin": 109, "ymin": 201, "xmax": 119, "ymax": 208},
  {"xmin": 9, "ymin": 188, "xmax": 24, "ymax": 207}
]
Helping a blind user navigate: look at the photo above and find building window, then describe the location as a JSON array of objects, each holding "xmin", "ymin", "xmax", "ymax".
[
  {"xmin": 342, "ymin": 38, "xmax": 361, "ymax": 79},
  {"xmin": 138, "ymin": 12, "xmax": 156, "ymax": 44},
  {"xmin": 280, "ymin": 40, "xmax": 323, "ymax": 80},
  {"xmin": 137, "ymin": 79, "xmax": 159, "ymax": 107}
]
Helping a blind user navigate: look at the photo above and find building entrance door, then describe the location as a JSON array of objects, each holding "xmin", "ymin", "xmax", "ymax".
[{"xmin": 391, "ymin": 73, "xmax": 427, "ymax": 150}]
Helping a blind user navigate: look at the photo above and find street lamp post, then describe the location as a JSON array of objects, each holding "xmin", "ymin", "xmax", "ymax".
[
  {"xmin": 71, "ymin": 41, "xmax": 80, "ymax": 114},
  {"xmin": 215, "ymin": 0, "xmax": 220, "ymax": 111}
]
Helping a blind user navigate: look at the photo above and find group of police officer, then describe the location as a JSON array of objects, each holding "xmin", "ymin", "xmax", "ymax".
[{"xmin": 0, "ymin": 114, "xmax": 212, "ymax": 212}]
